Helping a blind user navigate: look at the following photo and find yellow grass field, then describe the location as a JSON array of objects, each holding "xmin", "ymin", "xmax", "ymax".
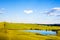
[{"xmin": 0, "ymin": 22, "xmax": 60, "ymax": 40}]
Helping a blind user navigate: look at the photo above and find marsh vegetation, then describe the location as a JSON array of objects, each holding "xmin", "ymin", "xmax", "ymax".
[{"xmin": 0, "ymin": 22, "xmax": 60, "ymax": 40}]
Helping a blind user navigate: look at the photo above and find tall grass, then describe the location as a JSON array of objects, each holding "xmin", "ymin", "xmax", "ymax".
[{"xmin": 0, "ymin": 22, "xmax": 60, "ymax": 40}]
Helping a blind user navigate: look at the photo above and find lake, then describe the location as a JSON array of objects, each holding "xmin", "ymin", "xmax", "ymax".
[{"xmin": 24, "ymin": 30, "xmax": 56, "ymax": 35}]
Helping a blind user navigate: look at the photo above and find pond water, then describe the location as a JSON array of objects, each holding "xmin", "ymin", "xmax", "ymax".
[{"xmin": 24, "ymin": 30, "xmax": 56, "ymax": 35}]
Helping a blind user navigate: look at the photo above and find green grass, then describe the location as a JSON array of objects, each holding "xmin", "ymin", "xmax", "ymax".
[{"xmin": 4, "ymin": 22, "xmax": 60, "ymax": 30}]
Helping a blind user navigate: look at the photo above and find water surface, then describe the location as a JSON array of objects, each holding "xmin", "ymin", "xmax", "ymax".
[{"xmin": 24, "ymin": 30, "xmax": 56, "ymax": 35}]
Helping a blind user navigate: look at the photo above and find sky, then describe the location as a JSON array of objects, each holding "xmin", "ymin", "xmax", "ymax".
[{"xmin": 0, "ymin": 0, "xmax": 60, "ymax": 24}]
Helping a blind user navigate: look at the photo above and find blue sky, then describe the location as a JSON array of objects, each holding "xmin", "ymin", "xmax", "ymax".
[{"xmin": 0, "ymin": 0, "xmax": 60, "ymax": 24}]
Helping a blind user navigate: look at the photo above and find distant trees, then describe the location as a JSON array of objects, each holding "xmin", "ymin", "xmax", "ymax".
[{"xmin": 37, "ymin": 24, "xmax": 60, "ymax": 26}]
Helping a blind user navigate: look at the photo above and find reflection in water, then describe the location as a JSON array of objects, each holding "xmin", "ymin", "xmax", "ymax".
[{"xmin": 24, "ymin": 30, "xmax": 56, "ymax": 35}]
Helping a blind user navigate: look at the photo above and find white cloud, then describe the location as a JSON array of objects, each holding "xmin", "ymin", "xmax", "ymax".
[
  {"xmin": 49, "ymin": 13, "xmax": 60, "ymax": 16},
  {"xmin": 0, "ymin": 8, "xmax": 6, "ymax": 14},
  {"xmin": 52, "ymin": 7, "xmax": 60, "ymax": 10},
  {"xmin": 46, "ymin": 7, "xmax": 60, "ymax": 16},
  {"xmin": 24, "ymin": 9, "xmax": 33, "ymax": 14}
]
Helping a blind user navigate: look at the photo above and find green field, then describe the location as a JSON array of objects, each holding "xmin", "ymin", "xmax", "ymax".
[{"xmin": 0, "ymin": 22, "xmax": 60, "ymax": 40}]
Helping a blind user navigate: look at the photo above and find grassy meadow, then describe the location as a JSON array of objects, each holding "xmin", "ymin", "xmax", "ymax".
[{"xmin": 0, "ymin": 22, "xmax": 60, "ymax": 40}]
